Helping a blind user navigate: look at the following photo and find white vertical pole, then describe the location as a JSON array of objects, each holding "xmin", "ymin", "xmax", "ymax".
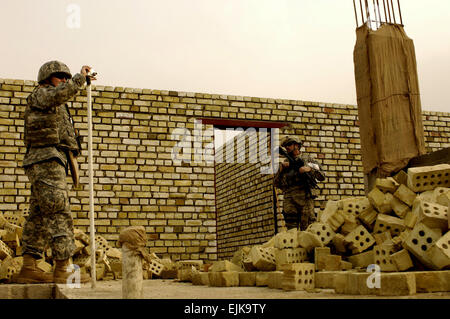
[{"xmin": 87, "ymin": 80, "xmax": 96, "ymax": 288}]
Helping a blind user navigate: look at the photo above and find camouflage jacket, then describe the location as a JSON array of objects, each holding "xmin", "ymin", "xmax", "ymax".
[
  {"xmin": 273, "ymin": 153, "xmax": 325, "ymax": 193},
  {"xmin": 22, "ymin": 73, "xmax": 86, "ymax": 168}
]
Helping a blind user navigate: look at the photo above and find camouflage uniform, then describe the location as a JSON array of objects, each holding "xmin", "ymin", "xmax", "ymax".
[
  {"xmin": 274, "ymin": 153, "xmax": 324, "ymax": 231},
  {"xmin": 22, "ymin": 62, "xmax": 85, "ymax": 261}
]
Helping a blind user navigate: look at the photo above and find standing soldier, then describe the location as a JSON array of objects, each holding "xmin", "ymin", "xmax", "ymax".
[
  {"xmin": 15, "ymin": 61, "xmax": 95, "ymax": 284},
  {"xmin": 274, "ymin": 137, "xmax": 325, "ymax": 231}
]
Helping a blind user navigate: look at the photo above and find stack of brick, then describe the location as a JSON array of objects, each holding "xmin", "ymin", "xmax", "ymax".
[
  {"xmin": 177, "ymin": 164, "xmax": 450, "ymax": 295},
  {"xmin": 0, "ymin": 212, "xmax": 170, "ymax": 283}
]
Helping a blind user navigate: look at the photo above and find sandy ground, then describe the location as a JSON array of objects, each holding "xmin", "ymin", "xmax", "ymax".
[{"xmin": 57, "ymin": 279, "xmax": 450, "ymax": 299}]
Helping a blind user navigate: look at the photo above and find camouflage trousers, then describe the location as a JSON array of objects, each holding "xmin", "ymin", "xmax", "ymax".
[
  {"xmin": 282, "ymin": 186, "xmax": 316, "ymax": 231},
  {"xmin": 23, "ymin": 159, "xmax": 75, "ymax": 260}
]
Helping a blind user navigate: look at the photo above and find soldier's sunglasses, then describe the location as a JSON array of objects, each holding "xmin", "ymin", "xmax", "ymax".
[{"xmin": 53, "ymin": 73, "xmax": 70, "ymax": 80}]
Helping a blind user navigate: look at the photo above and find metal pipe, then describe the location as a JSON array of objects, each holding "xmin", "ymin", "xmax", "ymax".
[
  {"xmin": 353, "ymin": 0, "xmax": 359, "ymax": 27},
  {"xmin": 390, "ymin": 0, "xmax": 397, "ymax": 24},
  {"xmin": 376, "ymin": 0, "xmax": 383, "ymax": 26},
  {"xmin": 364, "ymin": 0, "xmax": 372, "ymax": 29},
  {"xmin": 359, "ymin": 0, "xmax": 365, "ymax": 24},
  {"xmin": 87, "ymin": 79, "xmax": 97, "ymax": 289},
  {"xmin": 381, "ymin": 0, "xmax": 389, "ymax": 23},
  {"xmin": 385, "ymin": 0, "xmax": 392, "ymax": 23},
  {"xmin": 372, "ymin": 0, "xmax": 379, "ymax": 28},
  {"xmin": 397, "ymin": 0, "xmax": 403, "ymax": 25}
]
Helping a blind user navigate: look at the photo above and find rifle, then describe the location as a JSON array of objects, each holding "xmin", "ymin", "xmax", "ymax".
[{"xmin": 278, "ymin": 146, "xmax": 324, "ymax": 197}]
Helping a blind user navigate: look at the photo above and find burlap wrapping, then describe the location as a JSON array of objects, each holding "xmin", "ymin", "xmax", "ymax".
[
  {"xmin": 118, "ymin": 226, "xmax": 152, "ymax": 263},
  {"xmin": 353, "ymin": 24, "xmax": 426, "ymax": 176}
]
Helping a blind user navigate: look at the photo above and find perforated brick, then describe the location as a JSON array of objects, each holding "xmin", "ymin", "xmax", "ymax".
[
  {"xmin": 373, "ymin": 244, "xmax": 398, "ymax": 272},
  {"xmin": 415, "ymin": 201, "xmax": 448, "ymax": 231},
  {"xmin": 178, "ymin": 260, "xmax": 204, "ymax": 270},
  {"xmin": 209, "ymin": 260, "xmax": 242, "ymax": 272},
  {"xmin": 376, "ymin": 178, "xmax": 399, "ymax": 193},
  {"xmin": 402, "ymin": 222, "xmax": 441, "ymax": 268},
  {"xmin": 274, "ymin": 230, "xmax": 298, "ymax": 249},
  {"xmin": 281, "ymin": 263, "xmax": 315, "ymax": 291},
  {"xmin": 344, "ymin": 225, "xmax": 375, "ymax": 254},
  {"xmin": 373, "ymin": 214, "xmax": 405, "ymax": 237},
  {"xmin": 368, "ymin": 187, "xmax": 390, "ymax": 213},
  {"xmin": 340, "ymin": 197, "xmax": 372, "ymax": 216},
  {"xmin": 297, "ymin": 231, "xmax": 323, "ymax": 252},
  {"xmin": 249, "ymin": 246, "xmax": 276, "ymax": 271},
  {"xmin": 394, "ymin": 184, "xmax": 417, "ymax": 207},
  {"xmin": 407, "ymin": 164, "xmax": 450, "ymax": 192},
  {"xmin": 275, "ymin": 247, "xmax": 307, "ymax": 268},
  {"xmin": 306, "ymin": 222, "xmax": 335, "ymax": 246},
  {"xmin": 435, "ymin": 231, "xmax": 450, "ymax": 259},
  {"xmin": 391, "ymin": 249, "xmax": 414, "ymax": 271},
  {"xmin": 390, "ymin": 195, "xmax": 410, "ymax": 218},
  {"xmin": 0, "ymin": 239, "xmax": 14, "ymax": 259},
  {"xmin": 358, "ymin": 207, "xmax": 378, "ymax": 227},
  {"xmin": 149, "ymin": 259, "xmax": 164, "ymax": 276}
]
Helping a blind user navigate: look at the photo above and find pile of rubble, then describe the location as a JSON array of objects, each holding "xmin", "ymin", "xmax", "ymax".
[{"xmin": 175, "ymin": 164, "xmax": 450, "ymax": 295}]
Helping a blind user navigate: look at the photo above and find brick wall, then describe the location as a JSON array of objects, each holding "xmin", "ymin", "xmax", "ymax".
[{"xmin": 0, "ymin": 77, "xmax": 449, "ymax": 262}]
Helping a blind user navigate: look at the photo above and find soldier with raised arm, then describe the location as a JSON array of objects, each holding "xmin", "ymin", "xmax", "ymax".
[{"xmin": 15, "ymin": 60, "xmax": 95, "ymax": 284}]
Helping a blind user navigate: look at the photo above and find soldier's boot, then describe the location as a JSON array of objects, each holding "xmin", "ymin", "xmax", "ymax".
[
  {"xmin": 13, "ymin": 254, "xmax": 54, "ymax": 284},
  {"xmin": 53, "ymin": 259, "xmax": 90, "ymax": 284}
]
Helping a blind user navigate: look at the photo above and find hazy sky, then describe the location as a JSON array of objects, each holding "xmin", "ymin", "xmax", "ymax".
[{"xmin": 1, "ymin": 0, "xmax": 449, "ymax": 112}]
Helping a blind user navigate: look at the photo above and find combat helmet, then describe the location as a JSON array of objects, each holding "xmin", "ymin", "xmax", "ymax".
[
  {"xmin": 281, "ymin": 136, "xmax": 303, "ymax": 148},
  {"xmin": 37, "ymin": 60, "xmax": 72, "ymax": 84}
]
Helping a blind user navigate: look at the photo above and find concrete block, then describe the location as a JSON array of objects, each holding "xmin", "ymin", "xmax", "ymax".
[
  {"xmin": 267, "ymin": 271, "xmax": 284, "ymax": 289},
  {"xmin": 379, "ymin": 272, "xmax": 416, "ymax": 296},
  {"xmin": 297, "ymin": 231, "xmax": 323, "ymax": 252},
  {"xmin": 26, "ymin": 284, "xmax": 55, "ymax": 299},
  {"xmin": 192, "ymin": 271, "xmax": 209, "ymax": 286},
  {"xmin": 340, "ymin": 260, "xmax": 353, "ymax": 270},
  {"xmin": 427, "ymin": 244, "xmax": 450, "ymax": 270},
  {"xmin": 407, "ymin": 164, "xmax": 450, "ymax": 192},
  {"xmin": 255, "ymin": 272, "xmax": 271, "ymax": 286},
  {"xmin": 391, "ymin": 249, "xmax": 414, "ymax": 271},
  {"xmin": 390, "ymin": 195, "xmax": 410, "ymax": 218},
  {"xmin": 209, "ymin": 260, "xmax": 242, "ymax": 272},
  {"xmin": 340, "ymin": 197, "xmax": 372, "ymax": 216},
  {"xmin": 358, "ymin": 207, "xmax": 378, "ymax": 227},
  {"xmin": 319, "ymin": 201, "xmax": 345, "ymax": 231},
  {"xmin": 314, "ymin": 246, "xmax": 330, "ymax": 270},
  {"xmin": 275, "ymin": 248, "xmax": 307, "ymax": 269},
  {"xmin": 373, "ymin": 214, "xmax": 405, "ymax": 237},
  {"xmin": 249, "ymin": 246, "xmax": 276, "ymax": 271},
  {"xmin": 344, "ymin": 225, "xmax": 375, "ymax": 254},
  {"xmin": 416, "ymin": 201, "xmax": 448, "ymax": 231},
  {"xmin": 373, "ymin": 231, "xmax": 393, "ymax": 245},
  {"xmin": 281, "ymin": 263, "xmax": 315, "ymax": 291},
  {"xmin": 0, "ymin": 239, "xmax": 14, "ymax": 259},
  {"xmin": 414, "ymin": 270, "xmax": 450, "ymax": 293},
  {"xmin": 314, "ymin": 271, "xmax": 341, "ymax": 289},
  {"xmin": 306, "ymin": 222, "xmax": 335, "ymax": 246},
  {"xmin": 393, "ymin": 170, "xmax": 408, "ymax": 186},
  {"xmin": 238, "ymin": 272, "xmax": 256, "ymax": 286},
  {"xmin": 368, "ymin": 188, "xmax": 392, "ymax": 213},
  {"xmin": 331, "ymin": 233, "xmax": 347, "ymax": 254},
  {"xmin": 402, "ymin": 222, "xmax": 442, "ymax": 268},
  {"xmin": 435, "ymin": 187, "xmax": 450, "ymax": 205},
  {"xmin": 394, "ymin": 184, "xmax": 417, "ymax": 207},
  {"xmin": 208, "ymin": 271, "xmax": 239, "ymax": 287},
  {"xmin": 373, "ymin": 244, "xmax": 398, "ymax": 272},
  {"xmin": 347, "ymin": 250, "xmax": 374, "ymax": 268},
  {"xmin": 376, "ymin": 178, "xmax": 399, "ymax": 194},
  {"xmin": 274, "ymin": 230, "xmax": 298, "ymax": 249},
  {"xmin": 317, "ymin": 254, "xmax": 342, "ymax": 271}
]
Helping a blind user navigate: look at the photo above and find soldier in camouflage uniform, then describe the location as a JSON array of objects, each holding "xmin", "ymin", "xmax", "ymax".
[
  {"xmin": 15, "ymin": 61, "xmax": 95, "ymax": 284},
  {"xmin": 274, "ymin": 137, "xmax": 325, "ymax": 231}
]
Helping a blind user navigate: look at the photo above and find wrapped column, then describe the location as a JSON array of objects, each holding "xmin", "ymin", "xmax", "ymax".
[{"xmin": 118, "ymin": 226, "xmax": 151, "ymax": 299}]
